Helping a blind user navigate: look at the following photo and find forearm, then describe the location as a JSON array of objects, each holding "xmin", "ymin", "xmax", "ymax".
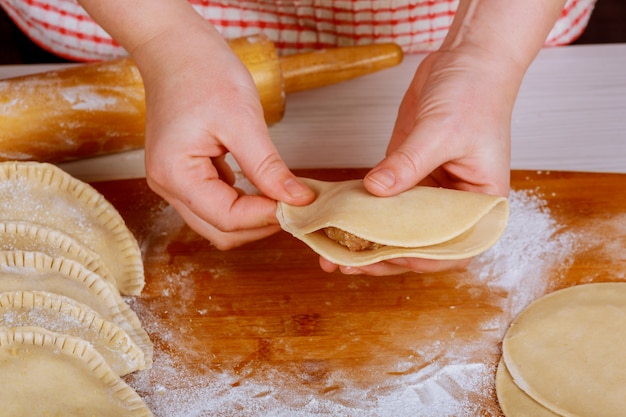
[
  {"xmin": 75, "ymin": 0, "xmax": 228, "ymax": 75},
  {"xmin": 76, "ymin": 0, "xmax": 216, "ymax": 52},
  {"xmin": 442, "ymin": 0, "xmax": 567, "ymax": 75}
]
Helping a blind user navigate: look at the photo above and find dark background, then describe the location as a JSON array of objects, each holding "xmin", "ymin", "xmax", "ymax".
[{"xmin": 1, "ymin": 1, "xmax": 625, "ymax": 65}]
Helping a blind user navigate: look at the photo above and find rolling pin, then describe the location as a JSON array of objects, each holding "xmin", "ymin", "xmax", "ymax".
[{"xmin": 0, "ymin": 34, "xmax": 402, "ymax": 163}]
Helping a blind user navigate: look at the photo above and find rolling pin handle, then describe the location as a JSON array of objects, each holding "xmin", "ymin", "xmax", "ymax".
[{"xmin": 279, "ymin": 42, "xmax": 404, "ymax": 94}]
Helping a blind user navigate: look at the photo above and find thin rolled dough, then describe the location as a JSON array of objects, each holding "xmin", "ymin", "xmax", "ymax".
[
  {"xmin": 277, "ymin": 178, "xmax": 509, "ymax": 266},
  {"xmin": 502, "ymin": 282, "xmax": 626, "ymax": 417},
  {"xmin": 495, "ymin": 358, "xmax": 559, "ymax": 417}
]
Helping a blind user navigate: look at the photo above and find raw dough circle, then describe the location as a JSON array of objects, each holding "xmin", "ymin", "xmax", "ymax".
[
  {"xmin": 495, "ymin": 359, "xmax": 559, "ymax": 417},
  {"xmin": 502, "ymin": 282, "xmax": 626, "ymax": 417}
]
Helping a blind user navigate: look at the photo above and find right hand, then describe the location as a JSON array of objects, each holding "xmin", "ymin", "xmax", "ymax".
[{"xmin": 134, "ymin": 23, "xmax": 314, "ymax": 249}]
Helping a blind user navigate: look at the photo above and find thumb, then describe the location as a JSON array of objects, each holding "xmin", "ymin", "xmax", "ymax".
[
  {"xmin": 233, "ymin": 131, "xmax": 315, "ymax": 206},
  {"xmin": 364, "ymin": 123, "xmax": 450, "ymax": 197}
]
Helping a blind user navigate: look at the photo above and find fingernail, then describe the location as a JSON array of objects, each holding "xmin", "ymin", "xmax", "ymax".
[
  {"xmin": 284, "ymin": 177, "xmax": 310, "ymax": 199},
  {"xmin": 367, "ymin": 168, "xmax": 396, "ymax": 191}
]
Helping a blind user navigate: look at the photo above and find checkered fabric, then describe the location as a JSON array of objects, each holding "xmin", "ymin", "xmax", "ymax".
[{"xmin": 1, "ymin": 0, "xmax": 597, "ymax": 62}]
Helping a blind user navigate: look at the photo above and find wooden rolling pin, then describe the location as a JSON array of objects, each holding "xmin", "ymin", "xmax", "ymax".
[{"xmin": 0, "ymin": 34, "xmax": 402, "ymax": 163}]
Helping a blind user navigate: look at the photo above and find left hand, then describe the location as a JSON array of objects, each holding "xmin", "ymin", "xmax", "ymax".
[{"xmin": 320, "ymin": 47, "xmax": 519, "ymax": 276}]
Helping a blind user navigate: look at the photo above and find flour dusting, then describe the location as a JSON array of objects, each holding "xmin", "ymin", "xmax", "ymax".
[
  {"xmin": 127, "ymin": 188, "xmax": 580, "ymax": 417},
  {"xmin": 468, "ymin": 189, "xmax": 578, "ymax": 318},
  {"xmin": 60, "ymin": 86, "xmax": 119, "ymax": 111}
]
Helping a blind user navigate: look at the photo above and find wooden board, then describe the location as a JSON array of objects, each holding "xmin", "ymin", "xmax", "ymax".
[{"xmin": 92, "ymin": 169, "xmax": 626, "ymax": 417}]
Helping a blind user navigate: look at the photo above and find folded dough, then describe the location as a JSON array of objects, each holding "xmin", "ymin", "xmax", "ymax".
[
  {"xmin": 0, "ymin": 220, "xmax": 116, "ymax": 288},
  {"xmin": 0, "ymin": 290, "xmax": 148, "ymax": 376},
  {"xmin": 502, "ymin": 282, "xmax": 626, "ymax": 417},
  {"xmin": 0, "ymin": 161, "xmax": 153, "ymax": 413},
  {"xmin": 0, "ymin": 161, "xmax": 144, "ymax": 295},
  {"xmin": 0, "ymin": 327, "xmax": 153, "ymax": 417},
  {"xmin": 0, "ymin": 250, "xmax": 152, "ymax": 366},
  {"xmin": 277, "ymin": 178, "xmax": 509, "ymax": 266}
]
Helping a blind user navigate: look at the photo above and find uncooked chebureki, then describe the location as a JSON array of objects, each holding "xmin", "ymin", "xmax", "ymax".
[
  {"xmin": 0, "ymin": 250, "xmax": 152, "ymax": 365},
  {"xmin": 0, "ymin": 161, "xmax": 153, "ymax": 415},
  {"xmin": 500, "ymin": 282, "xmax": 626, "ymax": 417},
  {"xmin": 277, "ymin": 178, "xmax": 509, "ymax": 266},
  {"xmin": 0, "ymin": 327, "xmax": 153, "ymax": 417},
  {"xmin": 0, "ymin": 161, "xmax": 144, "ymax": 295},
  {"xmin": 0, "ymin": 220, "xmax": 117, "ymax": 288},
  {"xmin": 0, "ymin": 290, "xmax": 147, "ymax": 376}
]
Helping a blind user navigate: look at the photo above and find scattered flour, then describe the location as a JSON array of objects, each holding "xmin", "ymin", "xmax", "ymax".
[
  {"xmin": 126, "ymin": 188, "xmax": 580, "ymax": 417},
  {"xmin": 61, "ymin": 86, "xmax": 120, "ymax": 111},
  {"xmin": 467, "ymin": 189, "xmax": 579, "ymax": 318}
]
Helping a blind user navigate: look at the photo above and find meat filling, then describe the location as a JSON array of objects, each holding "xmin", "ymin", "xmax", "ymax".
[{"xmin": 323, "ymin": 227, "xmax": 384, "ymax": 251}]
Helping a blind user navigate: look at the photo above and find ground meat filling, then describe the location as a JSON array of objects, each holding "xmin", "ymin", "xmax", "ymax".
[{"xmin": 323, "ymin": 226, "xmax": 384, "ymax": 251}]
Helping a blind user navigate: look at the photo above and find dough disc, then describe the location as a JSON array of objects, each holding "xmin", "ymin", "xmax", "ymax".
[
  {"xmin": 502, "ymin": 282, "xmax": 626, "ymax": 417},
  {"xmin": 495, "ymin": 358, "xmax": 560, "ymax": 417},
  {"xmin": 277, "ymin": 178, "xmax": 509, "ymax": 266}
]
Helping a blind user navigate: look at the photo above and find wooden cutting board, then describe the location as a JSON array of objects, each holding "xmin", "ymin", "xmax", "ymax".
[{"xmin": 93, "ymin": 169, "xmax": 626, "ymax": 417}]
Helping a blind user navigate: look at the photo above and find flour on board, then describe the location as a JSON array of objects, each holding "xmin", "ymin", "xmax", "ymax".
[{"xmin": 126, "ymin": 188, "xmax": 580, "ymax": 417}]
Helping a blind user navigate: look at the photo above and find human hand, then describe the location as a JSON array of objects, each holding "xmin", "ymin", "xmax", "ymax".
[
  {"xmin": 320, "ymin": 47, "xmax": 522, "ymax": 276},
  {"xmin": 135, "ymin": 24, "xmax": 314, "ymax": 249},
  {"xmin": 74, "ymin": 0, "xmax": 559, "ymax": 266}
]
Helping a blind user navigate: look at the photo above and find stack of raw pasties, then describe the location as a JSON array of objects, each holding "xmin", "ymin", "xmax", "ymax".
[{"xmin": 0, "ymin": 162, "xmax": 153, "ymax": 416}]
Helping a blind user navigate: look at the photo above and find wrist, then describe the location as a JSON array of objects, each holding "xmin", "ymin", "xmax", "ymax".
[
  {"xmin": 432, "ymin": 46, "xmax": 527, "ymax": 107},
  {"xmin": 439, "ymin": 0, "xmax": 566, "ymax": 76},
  {"xmin": 130, "ymin": 18, "xmax": 226, "ymax": 78}
]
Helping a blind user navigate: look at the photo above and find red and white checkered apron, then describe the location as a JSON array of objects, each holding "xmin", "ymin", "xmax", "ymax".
[{"xmin": 1, "ymin": 0, "xmax": 596, "ymax": 62}]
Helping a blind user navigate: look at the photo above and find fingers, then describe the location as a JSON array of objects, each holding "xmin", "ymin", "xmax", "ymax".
[
  {"xmin": 213, "ymin": 155, "xmax": 236, "ymax": 186},
  {"xmin": 231, "ymin": 137, "xmax": 315, "ymax": 207},
  {"xmin": 130, "ymin": 24, "xmax": 315, "ymax": 251},
  {"xmin": 364, "ymin": 49, "xmax": 514, "ymax": 199},
  {"xmin": 320, "ymin": 256, "xmax": 471, "ymax": 276},
  {"xmin": 364, "ymin": 117, "xmax": 453, "ymax": 197},
  {"xmin": 147, "ymin": 165, "xmax": 284, "ymax": 248},
  {"xmin": 171, "ymin": 198, "xmax": 281, "ymax": 250},
  {"xmin": 141, "ymin": 58, "xmax": 314, "ymax": 248},
  {"xmin": 195, "ymin": 48, "xmax": 316, "ymax": 209},
  {"xmin": 154, "ymin": 167, "xmax": 280, "ymax": 231}
]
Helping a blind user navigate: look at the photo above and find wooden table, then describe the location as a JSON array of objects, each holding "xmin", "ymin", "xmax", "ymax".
[
  {"xmin": 91, "ymin": 168, "xmax": 626, "ymax": 417},
  {"xmin": 1, "ymin": 43, "xmax": 625, "ymax": 416}
]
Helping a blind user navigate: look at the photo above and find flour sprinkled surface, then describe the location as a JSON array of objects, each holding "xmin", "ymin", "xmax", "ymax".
[{"xmin": 124, "ymin": 187, "xmax": 585, "ymax": 417}]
